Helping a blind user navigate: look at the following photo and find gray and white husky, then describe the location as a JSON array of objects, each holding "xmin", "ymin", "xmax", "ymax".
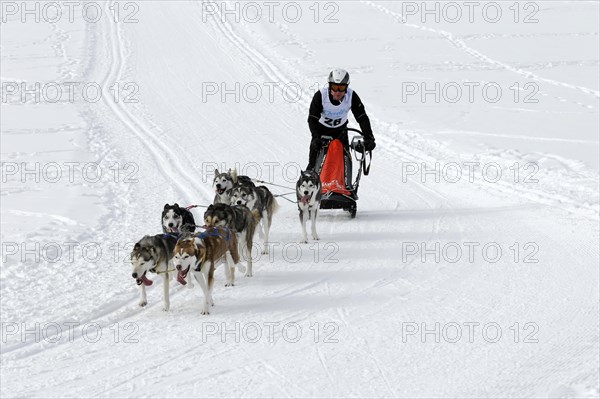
[
  {"xmin": 296, "ymin": 170, "xmax": 322, "ymax": 243},
  {"xmin": 229, "ymin": 184, "xmax": 277, "ymax": 254},
  {"xmin": 212, "ymin": 169, "xmax": 255, "ymax": 204},
  {"xmin": 130, "ymin": 234, "xmax": 178, "ymax": 311}
]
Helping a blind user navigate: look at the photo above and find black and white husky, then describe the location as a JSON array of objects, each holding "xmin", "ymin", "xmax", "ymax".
[
  {"xmin": 130, "ymin": 234, "xmax": 178, "ymax": 311},
  {"xmin": 161, "ymin": 203, "xmax": 196, "ymax": 234},
  {"xmin": 229, "ymin": 184, "xmax": 277, "ymax": 254},
  {"xmin": 212, "ymin": 169, "xmax": 255, "ymax": 204},
  {"xmin": 296, "ymin": 170, "xmax": 322, "ymax": 243}
]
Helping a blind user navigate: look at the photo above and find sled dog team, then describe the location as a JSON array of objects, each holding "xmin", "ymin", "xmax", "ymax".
[{"xmin": 130, "ymin": 169, "xmax": 323, "ymax": 314}]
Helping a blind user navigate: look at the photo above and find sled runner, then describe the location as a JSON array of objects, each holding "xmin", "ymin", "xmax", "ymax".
[{"xmin": 314, "ymin": 128, "xmax": 372, "ymax": 218}]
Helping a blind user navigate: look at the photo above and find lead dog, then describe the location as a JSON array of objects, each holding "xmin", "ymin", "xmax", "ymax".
[
  {"xmin": 172, "ymin": 227, "xmax": 241, "ymax": 314},
  {"xmin": 130, "ymin": 234, "xmax": 178, "ymax": 311},
  {"xmin": 296, "ymin": 170, "xmax": 322, "ymax": 243}
]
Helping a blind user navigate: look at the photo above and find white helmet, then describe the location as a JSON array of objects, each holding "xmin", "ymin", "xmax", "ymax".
[{"xmin": 328, "ymin": 69, "xmax": 350, "ymax": 85}]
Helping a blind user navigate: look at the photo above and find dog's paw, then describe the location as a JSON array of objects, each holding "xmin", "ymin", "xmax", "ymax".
[
  {"xmin": 261, "ymin": 248, "xmax": 269, "ymax": 255},
  {"xmin": 225, "ymin": 282, "xmax": 234, "ymax": 287},
  {"xmin": 162, "ymin": 306, "xmax": 170, "ymax": 312},
  {"xmin": 201, "ymin": 309, "xmax": 210, "ymax": 315},
  {"xmin": 138, "ymin": 301, "xmax": 147, "ymax": 307},
  {"xmin": 300, "ymin": 237, "xmax": 308, "ymax": 244},
  {"xmin": 312, "ymin": 234, "xmax": 320, "ymax": 240},
  {"xmin": 245, "ymin": 272, "xmax": 253, "ymax": 277}
]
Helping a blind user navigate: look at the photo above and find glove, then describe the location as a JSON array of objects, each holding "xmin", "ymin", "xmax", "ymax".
[{"xmin": 364, "ymin": 140, "xmax": 376, "ymax": 151}]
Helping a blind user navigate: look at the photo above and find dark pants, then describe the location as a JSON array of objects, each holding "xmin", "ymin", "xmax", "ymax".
[{"xmin": 306, "ymin": 127, "xmax": 349, "ymax": 171}]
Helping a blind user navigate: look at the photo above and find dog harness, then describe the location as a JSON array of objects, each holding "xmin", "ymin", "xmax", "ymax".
[
  {"xmin": 193, "ymin": 227, "xmax": 231, "ymax": 272},
  {"xmin": 194, "ymin": 226, "xmax": 231, "ymax": 241}
]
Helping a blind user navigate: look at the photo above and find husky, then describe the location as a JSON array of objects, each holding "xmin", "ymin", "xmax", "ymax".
[
  {"xmin": 212, "ymin": 169, "xmax": 255, "ymax": 204},
  {"xmin": 172, "ymin": 227, "xmax": 242, "ymax": 314},
  {"xmin": 162, "ymin": 203, "xmax": 196, "ymax": 234},
  {"xmin": 204, "ymin": 203, "xmax": 258, "ymax": 277},
  {"xmin": 130, "ymin": 234, "xmax": 178, "ymax": 311},
  {"xmin": 173, "ymin": 227, "xmax": 245, "ymax": 287},
  {"xmin": 229, "ymin": 184, "xmax": 278, "ymax": 254},
  {"xmin": 296, "ymin": 170, "xmax": 322, "ymax": 243}
]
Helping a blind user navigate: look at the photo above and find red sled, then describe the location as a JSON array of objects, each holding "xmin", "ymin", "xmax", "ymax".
[{"xmin": 315, "ymin": 128, "xmax": 372, "ymax": 218}]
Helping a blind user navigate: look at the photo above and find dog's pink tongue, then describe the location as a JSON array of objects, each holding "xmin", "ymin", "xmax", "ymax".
[
  {"xmin": 177, "ymin": 270, "xmax": 188, "ymax": 285},
  {"xmin": 138, "ymin": 274, "xmax": 153, "ymax": 286},
  {"xmin": 301, "ymin": 195, "xmax": 311, "ymax": 205}
]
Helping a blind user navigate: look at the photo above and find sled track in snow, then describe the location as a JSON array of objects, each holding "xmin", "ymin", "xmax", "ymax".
[
  {"xmin": 2, "ymin": 2, "xmax": 216, "ymax": 359},
  {"xmin": 101, "ymin": 1, "xmax": 212, "ymax": 203}
]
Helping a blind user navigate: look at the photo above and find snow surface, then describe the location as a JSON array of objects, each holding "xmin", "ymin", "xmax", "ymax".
[{"xmin": 1, "ymin": 1, "xmax": 599, "ymax": 397}]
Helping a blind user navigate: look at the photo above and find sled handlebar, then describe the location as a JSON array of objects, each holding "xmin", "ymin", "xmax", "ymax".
[
  {"xmin": 348, "ymin": 129, "xmax": 372, "ymax": 176},
  {"xmin": 346, "ymin": 128, "xmax": 364, "ymax": 136},
  {"xmin": 320, "ymin": 128, "xmax": 364, "ymax": 142}
]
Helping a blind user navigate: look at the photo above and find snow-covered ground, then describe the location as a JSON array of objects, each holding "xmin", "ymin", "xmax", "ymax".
[{"xmin": 1, "ymin": 1, "xmax": 598, "ymax": 397}]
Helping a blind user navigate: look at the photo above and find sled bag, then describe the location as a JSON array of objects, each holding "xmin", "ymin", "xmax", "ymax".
[{"xmin": 320, "ymin": 139, "xmax": 351, "ymax": 196}]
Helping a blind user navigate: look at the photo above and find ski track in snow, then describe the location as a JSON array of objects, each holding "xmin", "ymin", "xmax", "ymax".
[{"xmin": 1, "ymin": 10, "xmax": 141, "ymax": 356}]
